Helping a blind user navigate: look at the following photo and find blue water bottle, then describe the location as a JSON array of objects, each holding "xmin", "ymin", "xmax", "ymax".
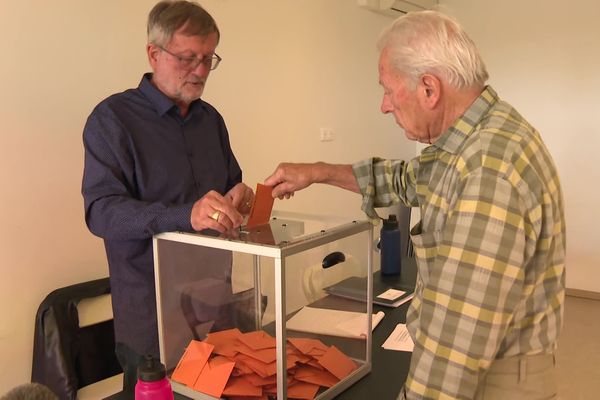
[{"xmin": 380, "ymin": 214, "xmax": 401, "ymax": 275}]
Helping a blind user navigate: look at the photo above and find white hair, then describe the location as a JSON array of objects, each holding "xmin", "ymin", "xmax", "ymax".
[{"xmin": 377, "ymin": 10, "xmax": 488, "ymax": 89}]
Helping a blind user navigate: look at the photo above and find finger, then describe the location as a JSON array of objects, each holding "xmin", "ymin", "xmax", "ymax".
[
  {"xmin": 238, "ymin": 185, "xmax": 253, "ymax": 209},
  {"xmin": 217, "ymin": 202, "xmax": 244, "ymax": 227},
  {"xmin": 264, "ymin": 167, "xmax": 285, "ymax": 187},
  {"xmin": 215, "ymin": 211, "xmax": 234, "ymax": 230},
  {"xmin": 272, "ymin": 182, "xmax": 293, "ymax": 199},
  {"xmin": 204, "ymin": 214, "xmax": 226, "ymax": 233},
  {"xmin": 206, "ymin": 207, "xmax": 238, "ymax": 233},
  {"xmin": 244, "ymin": 191, "xmax": 255, "ymax": 210}
]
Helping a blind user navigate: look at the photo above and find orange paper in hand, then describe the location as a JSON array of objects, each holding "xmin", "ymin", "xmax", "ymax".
[{"xmin": 246, "ymin": 184, "xmax": 274, "ymax": 227}]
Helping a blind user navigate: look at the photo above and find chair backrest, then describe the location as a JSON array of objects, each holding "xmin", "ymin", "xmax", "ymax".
[{"xmin": 31, "ymin": 278, "xmax": 122, "ymax": 400}]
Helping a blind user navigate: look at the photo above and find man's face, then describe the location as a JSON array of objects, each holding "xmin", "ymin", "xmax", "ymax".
[
  {"xmin": 378, "ymin": 49, "xmax": 430, "ymax": 143},
  {"xmin": 148, "ymin": 29, "xmax": 219, "ymax": 108}
]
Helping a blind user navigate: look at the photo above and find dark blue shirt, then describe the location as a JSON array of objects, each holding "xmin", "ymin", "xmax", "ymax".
[{"xmin": 81, "ymin": 73, "xmax": 241, "ymax": 356}]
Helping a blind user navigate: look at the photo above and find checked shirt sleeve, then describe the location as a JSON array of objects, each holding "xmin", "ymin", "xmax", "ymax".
[
  {"xmin": 352, "ymin": 157, "xmax": 418, "ymax": 219},
  {"xmin": 405, "ymin": 168, "xmax": 530, "ymax": 399}
]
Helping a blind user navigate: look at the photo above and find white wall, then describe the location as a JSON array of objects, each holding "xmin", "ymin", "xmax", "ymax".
[
  {"xmin": 201, "ymin": 0, "xmax": 411, "ymax": 219},
  {"xmin": 440, "ymin": 0, "xmax": 600, "ymax": 292},
  {"xmin": 0, "ymin": 0, "xmax": 411, "ymax": 390},
  {"xmin": 0, "ymin": 0, "xmax": 152, "ymax": 391}
]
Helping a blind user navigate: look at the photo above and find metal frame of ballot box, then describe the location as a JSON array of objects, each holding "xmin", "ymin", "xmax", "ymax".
[{"xmin": 153, "ymin": 218, "xmax": 374, "ymax": 400}]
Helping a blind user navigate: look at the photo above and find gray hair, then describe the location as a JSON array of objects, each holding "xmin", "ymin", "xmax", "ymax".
[
  {"xmin": 148, "ymin": 0, "xmax": 220, "ymax": 47},
  {"xmin": 377, "ymin": 10, "xmax": 488, "ymax": 89},
  {"xmin": 1, "ymin": 383, "xmax": 58, "ymax": 400}
]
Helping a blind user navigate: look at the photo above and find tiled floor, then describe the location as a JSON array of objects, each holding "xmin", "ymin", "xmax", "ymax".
[{"xmin": 556, "ymin": 295, "xmax": 600, "ymax": 400}]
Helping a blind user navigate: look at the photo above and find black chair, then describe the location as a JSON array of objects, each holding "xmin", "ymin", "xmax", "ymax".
[{"xmin": 31, "ymin": 278, "xmax": 122, "ymax": 400}]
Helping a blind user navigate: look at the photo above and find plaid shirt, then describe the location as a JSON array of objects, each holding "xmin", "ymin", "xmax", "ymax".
[{"xmin": 353, "ymin": 86, "xmax": 566, "ymax": 399}]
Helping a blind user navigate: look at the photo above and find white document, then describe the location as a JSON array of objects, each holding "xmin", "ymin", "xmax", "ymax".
[
  {"xmin": 286, "ymin": 306, "xmax": 385, "ymax": 339},
  {"xmin": 382, "ymin": 323, "xmax": 414, "ymax": 352},
  {"xmin": 388, "ymin": 292, "xmax": 414, "ymax": 308},
  {"xmin": 376, "ymin": 288, "xmax": 406, "ymax": 301}
]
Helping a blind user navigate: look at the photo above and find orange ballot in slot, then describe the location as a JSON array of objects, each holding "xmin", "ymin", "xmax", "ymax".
[{"xmin": 246, "ymin": 184, "xmax": 274, "ymax": 227}]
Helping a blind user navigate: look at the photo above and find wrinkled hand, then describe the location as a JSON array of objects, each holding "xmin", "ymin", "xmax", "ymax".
[
  {"xmin": 190, "ymin": 190, "xmax": 243, "ymax": 233},
  {"xmin": 264, "ymin": 163, "xmax": 316, "ymax": 199},
  {"xmin": 225, "ymin": 182, "xmax": 254, "ymax": 216}
]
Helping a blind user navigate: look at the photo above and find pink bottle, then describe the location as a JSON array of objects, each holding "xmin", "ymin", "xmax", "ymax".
[{"xmin": 135, "ymin": 355, "xmax": 174, "ymax": 400}]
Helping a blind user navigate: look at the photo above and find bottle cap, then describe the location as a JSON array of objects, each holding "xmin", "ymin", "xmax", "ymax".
[
  {"xmin": 383, "ymin": 214, "xmax": 398, "ymax": 229},
  {"xmin": 137, "ymin": 355, "xmax": 166, "ymax": 382}
]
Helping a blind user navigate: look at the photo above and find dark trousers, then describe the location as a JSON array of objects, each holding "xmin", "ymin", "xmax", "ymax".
[{"xmin": 115, "ymin": 343, "xmax": 146, "ymax": 397}]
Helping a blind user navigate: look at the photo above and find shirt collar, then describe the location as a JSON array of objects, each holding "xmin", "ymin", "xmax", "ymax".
[
  {"xmin": 138, "ymin": 73, "xmax": 206, "ymax": 118},
  {"xmin": 431, "ymin": 85, "xmax": 498, "ymax": 154}
]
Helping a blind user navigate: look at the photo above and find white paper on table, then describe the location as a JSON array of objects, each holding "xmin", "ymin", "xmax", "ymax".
[
  {"xmin": 382, "ymin": 323, "xmax": 414, "ymax": 352},
  {"xmin": 376, "ymin": 288, "xmax": 406, "ymax": 301},
  {"xmin": 389, "ymin": 292, "xmax": 414, "ymax": 308},
  {"xmin": 336, "ymin": 310, "xmax": 385, "ymax": 338},
  {"xmin": 286, "ymin": 306, "xmax": 385, "ymax": 339}
]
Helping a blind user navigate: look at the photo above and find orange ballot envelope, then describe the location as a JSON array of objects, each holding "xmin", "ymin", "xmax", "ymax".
[
  {"xmin": 246, "ymin": 184, "xmax": 274, "ymax": 227},
  {"xmin": 193, "ymin": 356, "xmax": 235, "ymax": 398},
  {"xmin": 317, "ymin": 345, "xmax": 358, "ymax": 381},
  {"xmin": 172, "ymin": 329, "xmax": 363, "ymax": 399},
  {"xmin": 171, "ymin": 340, "xmax": 214, "ymax": 387}
]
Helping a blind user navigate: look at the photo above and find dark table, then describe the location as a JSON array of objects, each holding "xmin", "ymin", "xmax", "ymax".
[
  {"xmin": 107, "ymin": 258, "xmax": 417, "ymax": 400},
  {"xmin": 335, "ymin": 258, "xmax": 416, "ymax": 399}
]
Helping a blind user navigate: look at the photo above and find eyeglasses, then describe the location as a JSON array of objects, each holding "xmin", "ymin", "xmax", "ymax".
[{"xmin": 157, "ymin": 45, "xmax": 222, "ymax": 71}]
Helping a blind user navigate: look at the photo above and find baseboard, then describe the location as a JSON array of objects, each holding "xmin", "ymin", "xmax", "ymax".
[{"xmin": 566, "ymin": 288, "xmax": 600, "ymax": 301}]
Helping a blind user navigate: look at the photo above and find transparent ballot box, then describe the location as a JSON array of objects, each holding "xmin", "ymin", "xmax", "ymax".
[{"xmin": 153, "ymin": 214, "xmax": 374, "ymax": 400}]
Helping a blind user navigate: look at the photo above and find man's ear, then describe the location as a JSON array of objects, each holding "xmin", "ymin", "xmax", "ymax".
[
  {"xmin": 419, "ymin": 74, "xmax": 441, "ymax": 108},
  {"xmin": 147, "ymin": 44, "xmax": 160, "ymax": 68}
]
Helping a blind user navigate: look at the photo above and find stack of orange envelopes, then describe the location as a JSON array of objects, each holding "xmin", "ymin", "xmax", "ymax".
[{"xmin": 171, "ymin": 328, "xmax": 359, "ymax": 399}]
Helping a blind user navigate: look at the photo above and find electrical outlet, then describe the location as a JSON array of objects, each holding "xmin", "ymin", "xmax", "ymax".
[{"xmin": 319, "ymin": 128, "xmax": 334, "ymax": 142}]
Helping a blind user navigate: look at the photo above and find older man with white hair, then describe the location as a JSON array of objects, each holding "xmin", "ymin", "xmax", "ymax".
[{"xmin": 265, "ymin": 10, "xmax": 565, "ymax": 400}]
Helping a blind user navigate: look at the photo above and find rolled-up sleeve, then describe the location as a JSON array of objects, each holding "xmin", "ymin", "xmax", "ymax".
[{"xmin": 352, "ymin": 157, "xmax": 417, "ymax": 219}]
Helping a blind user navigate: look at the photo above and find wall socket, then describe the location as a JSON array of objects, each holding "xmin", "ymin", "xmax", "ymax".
[{"xmin": 320, "ymin": 128, "xmax": 334, "ymax": 142}]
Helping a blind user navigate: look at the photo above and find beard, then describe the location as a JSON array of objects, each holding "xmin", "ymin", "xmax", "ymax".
[{"xmin": 176, "ymin": 79, "xmax": 206, "ymax": 103}]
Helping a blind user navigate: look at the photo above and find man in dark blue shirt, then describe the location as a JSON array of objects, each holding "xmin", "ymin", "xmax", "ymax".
[{"xmin": 81, "ymin": 1, "xmax": 253, "ymax": 391}]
